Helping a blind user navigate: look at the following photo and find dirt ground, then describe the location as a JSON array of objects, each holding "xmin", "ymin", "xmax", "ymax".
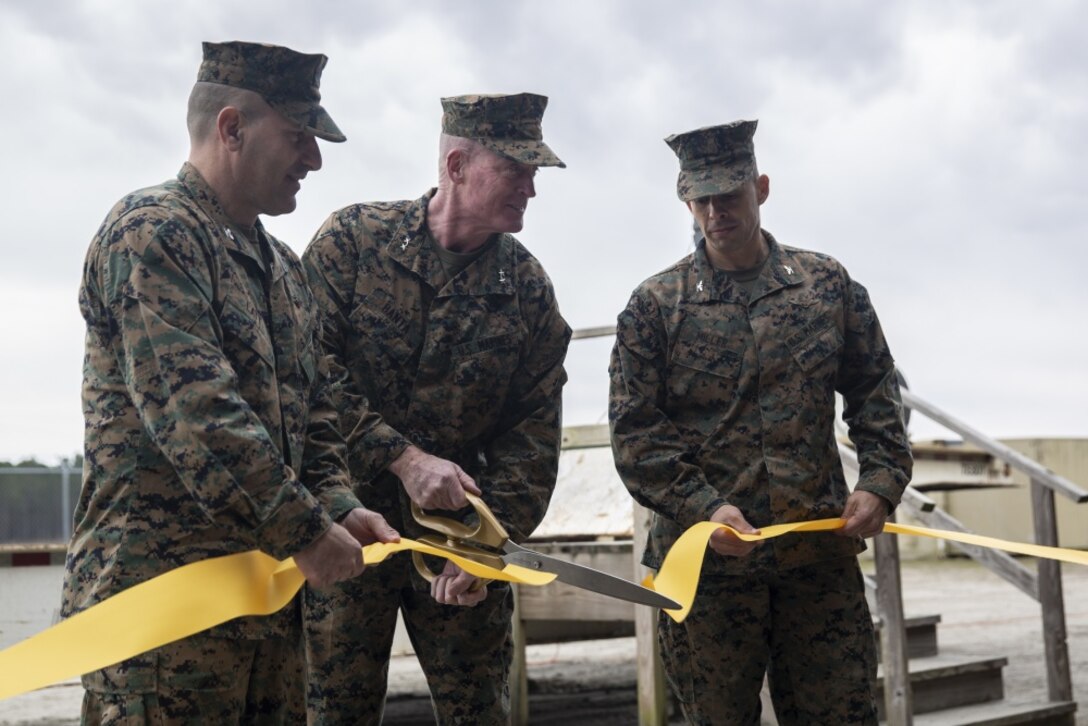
[{"xmin": 1, "ymin": 557, "xmax": 1085, "ymax": 725}]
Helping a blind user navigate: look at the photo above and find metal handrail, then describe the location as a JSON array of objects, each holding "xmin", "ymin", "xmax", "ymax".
[{"xmin": 570, "ymin": 325, "xmax": 617, "ymax": 341}]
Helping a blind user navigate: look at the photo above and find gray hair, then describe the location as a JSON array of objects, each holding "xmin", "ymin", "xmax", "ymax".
[{"xmin": 438, "ymin": 133, "xmax": 487, "ymax": 185}]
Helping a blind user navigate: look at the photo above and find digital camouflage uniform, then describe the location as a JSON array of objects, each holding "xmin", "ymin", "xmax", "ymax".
[
  {"xmin": 609, "ymin": 121, "xmax": 912, "ymax": 725},
  {"xmin": 64, "ymin": 41, "xmax": 356, "ymax": 724},
  {"xmin": 301, "ymin": 94, "xmax": 571, "ymax": 726},
  {"xmin": 301, "ymin": 190, "xmax": 572, "ymax": 724}
]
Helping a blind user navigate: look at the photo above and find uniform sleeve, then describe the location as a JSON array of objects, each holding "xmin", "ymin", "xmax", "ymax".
[
  {"xmin": 608, "ymin": 290, "xmax": 728, "ymax": 528},
  {"xmin": 300, "ymin": 329, "xmax": 364, "ymax": 522},
  {"xmin": 302, "ymin": 213, "xmax": 411, "ymax": 483},
  {"xmin": 103, "ymin": 210, "xmax": 332, "ymax": 561},
  {"xmin": 836, "ymin": 275, "xmax": 913, "ymax": 509},
  {"xmin": 479, "ymin": 278, "xmax": 571, "ymax": 542}
]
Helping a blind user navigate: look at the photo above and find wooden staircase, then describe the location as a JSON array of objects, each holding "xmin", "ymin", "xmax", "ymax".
[
  {"xmin": 831, "ymin": 387, "xmax": 1088, "ymax": 726},
  {"xmin": 874, "ymin": 615, "xmax": 1077, "ymax": 725}
]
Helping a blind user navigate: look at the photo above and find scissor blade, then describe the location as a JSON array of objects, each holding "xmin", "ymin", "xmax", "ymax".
[{"xmin": 502, "ymin": 548, "xmax": 679, "ymax": 610}]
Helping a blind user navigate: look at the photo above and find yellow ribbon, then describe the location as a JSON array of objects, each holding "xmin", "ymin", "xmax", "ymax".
[
  {"xmin": 643, "ymin": 518, "xmax": 1088, "ymax": 623},
  {"xmin": 0, "ymin": 538, "xmax": 553, "ymax": 702},
  {"xmin": 4, "ymin": 520, "xmax": 1086, "ymax": 701}
]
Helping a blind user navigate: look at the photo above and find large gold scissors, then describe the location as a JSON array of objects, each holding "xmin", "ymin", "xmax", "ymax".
[{"xmin": 411, "ymin": 493, "xmax": 679, "ymax": 610}]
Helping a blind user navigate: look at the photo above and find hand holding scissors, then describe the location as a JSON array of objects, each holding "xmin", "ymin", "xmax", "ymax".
[{"xmin": 411, "ymin": 493, "xmax": 680, "ymax": 610}]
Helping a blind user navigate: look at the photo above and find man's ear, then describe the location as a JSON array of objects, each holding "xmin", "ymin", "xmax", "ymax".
[
  {"xmin": 446, "ymin": 149, "xmax": 467, "ymax": 183},
  {"xmin": 217, "ymin": 107, "xmax": 244, "ymax": 150},
  {"xmin": 756, "ymin": 174, "xmax": 770, "ymax": 205}
]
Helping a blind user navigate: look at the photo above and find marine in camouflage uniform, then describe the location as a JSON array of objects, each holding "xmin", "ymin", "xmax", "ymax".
[
  {"xmin": 609, "ymin": 120, "xmax": 912, "ymax": 725},
  {"xmin": 301, "ymin": 94, "xmax": 571, "ymax": 725},
  {"xmin": 64, "ymin": 41, "xmax": 397, "ymax": 724}
]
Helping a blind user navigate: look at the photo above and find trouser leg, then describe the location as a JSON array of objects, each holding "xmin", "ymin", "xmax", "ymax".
[
  {"xmin": 82, "ymin": 633, "xmax": 301, "ymax": 725},
  {"xmin": 302, "ymin": 560, "xmax": 404, "ymax": 725},
  {"xmin": 766, "ymin": 557, "xmax": 878, "ymax": 726},
  {"xmin": 403, "ymin": 579, "xmax": 515, "ymax": 726},
  {"xmin": 657, "ymin": 574, "xmax": 772, "ymax": 726},
  {"xmin": 242, "ymin": 633, "xmax": 306, "ymax": 723}
]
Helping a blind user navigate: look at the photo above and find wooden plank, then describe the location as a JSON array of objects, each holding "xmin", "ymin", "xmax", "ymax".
[
  {"xmin": 521, "ymin": 619, "xmax": 632, "ymax": 644},
  {"xmin": 510, "ymin": 587, "xmax": 529, "ymax": 726},
  {"xmin": 514, "ymin": 543, "xmax": 636, "ymax": 623},
  {"xmin": 906, "ymin": 698, "xmax": 1077, "ymax": 725},
  {"xmin": 561, "ymin": 423, "xmax": 611, "ymax": 450},
  {"xmin": 633, "ymin": 503, "xmax": 667, "ymax": 726},
  {"xmin": 877, "ymin": 654, "xmax": 1007, "ymax": 716},
  {"xmin": 876, "ymin": 615, "xmax": 941, "ymax": 660},
  {"xmin": 517, "ymin": 578, "xmax": 635, "ymax": 622},
  {"xmin": 876, "ymin": 654, "xmax": 1008, "ymax": 684},
  {"xmin": 570, "ymin": 325, "xmax": 617, "ymax": 340},
  {"xmin": 0, "ymin": 542, "xmax": 67, "ymax": 554},
  {"xmin": 1031, "ymin": 478, "xmax": 1073, "ymax": 702},
  {"xmin": 875, "ymin": 511, "xmax": 913, "ymax": 726}
]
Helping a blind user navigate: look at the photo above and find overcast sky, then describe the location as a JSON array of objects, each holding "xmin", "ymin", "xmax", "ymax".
[{"xmin": 1, "ymin": 0, "xmax": 1085, "ymax": 464}]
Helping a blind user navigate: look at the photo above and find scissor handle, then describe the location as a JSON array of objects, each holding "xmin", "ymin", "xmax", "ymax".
[
  {"xmin": 410, "ymin": 492, "xmax": 509, "ymax": 550},
  {"xmin": 411, "ymin": 548, "xmax": 490, "ymax": 592}
]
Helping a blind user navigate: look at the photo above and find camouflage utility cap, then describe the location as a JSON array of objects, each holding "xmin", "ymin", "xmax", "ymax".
[
  {"xmin": 198, "ymin": 40, "xmax": 345, "ymax": 143},
  {"xmin": 666, "ymin": 119, "xmax": 758, "ymax": 201},
  {"xmin": 442, "ymin": 93, "xmax": 565, "ymax": 168}
]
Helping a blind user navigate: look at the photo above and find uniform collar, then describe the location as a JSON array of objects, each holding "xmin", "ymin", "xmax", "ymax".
[
  {"xmin": 753, "ymin": 232, "xmax": 805, "ymax": 300},
  {"xmin": 388, "ymin": 188, "xmax": 517, "ymax": 296},
  {"xmin": 178, "ymin": 162, "xmax": 234, "ymax": 230},
  {"xmin": 177, "ymin": 163, "xmax": 287, "ymax": 280},
  {"xmin": 689, "ymin": 230, "xmax": 803, "ymax": 303}
]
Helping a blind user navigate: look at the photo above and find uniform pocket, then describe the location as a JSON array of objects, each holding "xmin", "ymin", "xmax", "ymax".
[
  {"xmin": 82, "ymin": 653, "xmax": 157, "ymax": 695},
  {"xmin": 667, "ymin": 331, "xmax": 742, "ymax": 401},
  {"xmin": 444, "ymin": 331, "xmax": 522, "ymax": 419},
  {"xmin": 788, "ymin": 324, "xmax": 842, "ymax": 374},
  {"xmin": 449, "ymin": 330, "xmax": 521, "ymax": 359},
  {"xmin": 349, "ymin": 290, "xmax": 416, "ymax": 367}
]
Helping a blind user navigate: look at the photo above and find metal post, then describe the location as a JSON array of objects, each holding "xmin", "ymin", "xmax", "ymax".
[{"xmin": 60, "ymin": 458, "xmax": 72, "ymax": 542}]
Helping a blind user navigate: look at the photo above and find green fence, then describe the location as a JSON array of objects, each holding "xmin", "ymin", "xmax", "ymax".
[{"xmin": 0, "ymin": 464, "xmax": 79, "ymax": 545}]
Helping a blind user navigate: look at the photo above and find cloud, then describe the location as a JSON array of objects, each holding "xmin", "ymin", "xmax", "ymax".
[{"xmin": 0, "ymin": 0, "xmax": 1085, "ymax": 463}]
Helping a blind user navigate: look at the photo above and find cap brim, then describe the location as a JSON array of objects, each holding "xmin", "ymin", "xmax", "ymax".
[
  {"xmin": 676, "ymin": 161, "xmax": 754, "ymax": 201},
  {"xmin": 274, "ymin": 100, "xmax": 347, "ymax": 143},
  {"xmin": 306, "ymin": 121, "xmax": 346, "ymax": 143},
  {"xmin": 481, "ymin": 138, "xmax": 565, "ymax": 168}
]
